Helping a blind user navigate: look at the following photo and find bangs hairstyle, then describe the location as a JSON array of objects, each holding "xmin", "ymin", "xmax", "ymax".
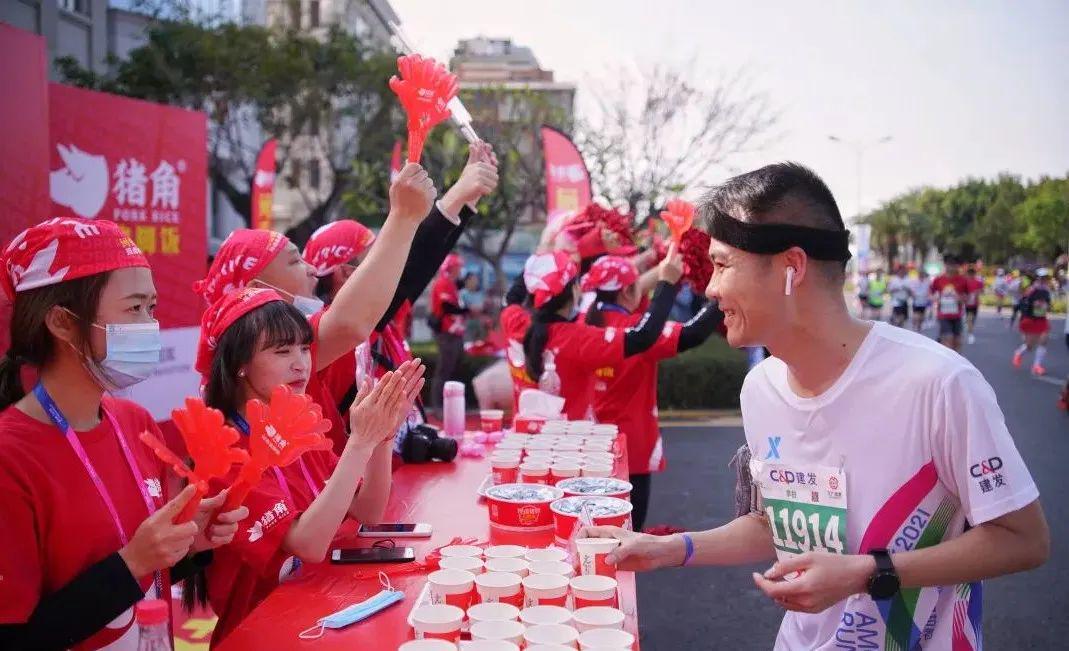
[
  {"xmin": 698, "ymin": 162, "xmax": 848, "ymax": 285},
  {"xmin": 203, "ymin": 300, "xmax": 313, "ymax": 416}
]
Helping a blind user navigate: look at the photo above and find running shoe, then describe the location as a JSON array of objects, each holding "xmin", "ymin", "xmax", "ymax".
[
  {"xmin": 967, "ymin": 334, "xmax": 976, "ymax": 345},
  {"xmin": 1031, "ymin": 364, "xmax": 1046, "ymax": 376},
  {"xmin": 1012, "ymin": 351, "xmax": 1023, "ymax": 368}
]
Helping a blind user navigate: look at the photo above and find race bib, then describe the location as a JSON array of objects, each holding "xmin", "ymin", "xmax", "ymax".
[
  {"xmin": 1033, "ymin": 301, "xmax": 1048, "ymax": 318},
  {"xmin": 751, "ymin": 461, "xmax": 848, "ymax": 557},
  {"xmin": 938, "ymin": 293, "xmax": 959, "ymax": 315}
]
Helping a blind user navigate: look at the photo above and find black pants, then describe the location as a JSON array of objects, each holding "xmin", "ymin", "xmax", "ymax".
[
  {"xmin": 629, "ymin": 473, "xmax": 652, "ymax": 532},
  {"xmin": 432, "ymin": 332, "xmax": 464, "ymax": 409}
]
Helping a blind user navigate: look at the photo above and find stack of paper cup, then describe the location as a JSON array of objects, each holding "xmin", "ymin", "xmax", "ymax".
[
  {"xmin": 522, "ymin": 573, "xmax": 570, "ymax": 608},
  {"xmin": 520, "ymin": 605, "xmax": 573, "ymax": 628},
  {"xmin": 571, "ymin": 606, "xmax": 625, "ymax": 632},
  {"xmin": 577, "ymin": 628, "xmax": 635, "ymax": 650},
  {"xmin": 411, "ymin": 604, "xmax": 465, "ymax": 641},
  {"xmin": 428, "ymin": 569, "xmax": 477, "ymax": 609},
  {"xmin": 484, "ymin": 545, "xmax": 526, "ymax": 559},
  {"xmin": 399, "ymin": 639, "xmax": 458, "ymax": 651},
  {"xmin": 528, "ymin": 560, "xmax": 575, "ymax": 579},
  {"xmin": 460, "ymin": 641, "xmax": 519, "ymax": 651},
  {"xmin": 525, "ymin": 547, "xmax": 568, "ymax": 563},
  {"xmin": 569, "ymin": 575, "xmax": 618, "ymax": 609},
  {"xmin": 439, "ymin": 556, "xmax": 484, "ymax": 574},
  {"xmin": 467, "ymin": 602, "xmax": 520, "ymax": 625},
  {"xmin": 469, "ymin": 619, "xmax": 526, "ymax": 645},
  {"xmin": 474, "ymin": 572, "xmax": 525, "ymax": 608},
  {"xmin": 484, "ymin": 557, "xmax": 530, "ymax": 577}
]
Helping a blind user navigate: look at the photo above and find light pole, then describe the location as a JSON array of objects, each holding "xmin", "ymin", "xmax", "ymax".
[{"xmin": 828, "ymin": 134, "xmax": 893, "ymax": 272}]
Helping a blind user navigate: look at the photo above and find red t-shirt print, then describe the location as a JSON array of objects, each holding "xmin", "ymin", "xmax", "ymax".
[{"xmin": 931, "ymin": 275, "xmax": 970, "ymax": 319}]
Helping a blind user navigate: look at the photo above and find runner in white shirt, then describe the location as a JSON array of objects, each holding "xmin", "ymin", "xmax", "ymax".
[
  {"xmin": 579, "ymin": 162, "xmax": 1048, "ymax": 651},
  {"xmin": 907, "ymin": 269, "xmax": 932, "ymax": 333},
  {"xmin": 887, "ymin": 266, "xmax": 910, "ymax": 327}
]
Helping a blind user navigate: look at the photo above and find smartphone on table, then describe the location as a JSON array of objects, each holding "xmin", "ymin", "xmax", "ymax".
[
  {"xmin": 357, "ymin": 523, "xmax": 432, "ymax": 538},
  {"xmin": 330, "ymin": 547, "xmax": 416, "ymax": 564}
]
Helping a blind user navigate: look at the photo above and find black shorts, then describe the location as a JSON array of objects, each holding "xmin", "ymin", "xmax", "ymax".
[
  {"xmin": 892, "ymin": 305, "xmax": 908, "ymax": 318},
  {"xmin": 965, "ymin": 306, "xmax": 978, "ymax": 317},
  {"xmin": 939, "ymin": 318, "xmax": 963, "ymax": 337},
  {"xmin": 913, "ymin": 304, "xmax": 929, "ymax": 316}
]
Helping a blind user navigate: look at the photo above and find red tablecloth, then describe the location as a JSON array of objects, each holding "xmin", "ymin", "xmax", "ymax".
[{"xmin": 217, "ymin": 439, "xmax": 640, "ymax": 650}]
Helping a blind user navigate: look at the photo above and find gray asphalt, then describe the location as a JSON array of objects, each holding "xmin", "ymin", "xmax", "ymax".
[{"xmin": 636, "ymin": 312, "xmax": 1069, "ymax": 649}]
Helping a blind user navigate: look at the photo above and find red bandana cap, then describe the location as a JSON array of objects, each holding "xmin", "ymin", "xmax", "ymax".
[
  {"xmin": 1, "ymin": 218, "xmax": 148, "ymax": 301},
  {"xmin": 439, "ymin": 253, "xmax": 464, "ymax": 276},
  {"xmin": 196, "ymin": 286, "xmax": 285, "ymax": 377},
  {"xmin": 524, "ymin": 251, "xmax": 579, "ymax": 309},
  {"xmin": 302, "ymin": 220, "xmax": 376, "ymax": 277},
  {"xmin": 193, "ymin": 229, "xmax": 288, "ymax": 306},
  {"xmin": 581, "ymin": 255, "xmax": 638, "ymax": 292}
]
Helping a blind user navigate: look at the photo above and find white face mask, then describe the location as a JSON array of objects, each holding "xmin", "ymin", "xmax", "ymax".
[
  {"xmin": 253, "ymin": 281, "xmax": 324, "ymax": 317},
  {"xmin": 88, "ymin": 321, "xmax": 163, "ymax": 391}
]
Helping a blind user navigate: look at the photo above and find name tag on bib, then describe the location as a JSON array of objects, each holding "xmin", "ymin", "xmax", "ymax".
[{"xmin": 750, "ymin": 460, "xmax": 848, "ymax": 557}]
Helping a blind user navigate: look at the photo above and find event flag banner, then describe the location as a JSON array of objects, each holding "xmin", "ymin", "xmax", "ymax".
[
  {"xmin": 251, "ymin": 138, "xmax": 278, "ymax": 230},
  {"xmin": 541, "ymin": 125, "xmax": 592, "ymax": 228}
]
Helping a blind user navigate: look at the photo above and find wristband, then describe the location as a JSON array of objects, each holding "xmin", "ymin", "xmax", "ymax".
[{"xmin": 680, "ymin": 533, "xmax": 695, "ymax": 567}]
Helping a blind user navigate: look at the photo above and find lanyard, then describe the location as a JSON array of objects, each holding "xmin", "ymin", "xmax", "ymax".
[
  {"xmin": 230, "ymin": 412, "xmax": 321, "ymax": 503},
  {"xmin": 33, "ymin": 382, "xmax": 164, "ymax": 598},
  {"xmin": 596, "ymin": 301, "xmax": 632, "ymax": 315}
]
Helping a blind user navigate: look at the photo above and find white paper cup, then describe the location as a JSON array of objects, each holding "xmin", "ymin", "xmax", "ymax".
[
  {"xmin": 469, "ymin": 619, "xmax": 526, "ymax": 645},
  {"xmin": 520, "ymin": 605, "xmax": 573, "ymax": 627},
  {"xmin": 524, "ymin": 449, "xmax": 556, "ymax": 459},
  {"xmin": 522, "ymin": 572, "xmax": 571, "ymax": 608},
  {"xmin": 412, "ymin": 604, "xmax": 465, "ymax": 642},
  {"xmin": 439, "ymin": 556, "xmax": 484, "ymax": 574},
  {"xmin": 527, "ymin": 560, "xmax": 575, "ymax": 578},
  {"xmin": 580, "ymin": 440, "xmax": 613, "ymax": 453},
  {"xmin": 459, "ymin": 641, "xmax": 518, "ymax": 651},
  {"xmin": 554, "ymin": 452, "xmax": 586, "ymax": 463},
  {"xmin": 484, "ymin": 545, "xmax": 528, "ymax": 560},
  {"xmin": 571, "ymin": 607, "xmax": 625, "ymax": 632},
  {"xmin": 525, "ymin": 547, "xmax": 568, "ymax": 563},
  {"xmin": 582, "ymin": 452, "xmax": 615, "ymax": 464},
  {"xmin": 578, "ymin": 627, "xmax": 635, "ymax": 650},
  {"xmin": 490, "ymin": 456, "xmax": 521, "ymax": 485},
  {"xmin": 485, "ymin": 557, "xmax": 530, "ymax": 577},
  {"xmin": 523, "ymin": 624, "xmax": 581, "ymax": 649},
  {"xmin": 496, "ymin": 440, "xmax": 526, "ymax": 451},
  {"xmin": 525, "ymin": 646, "xmax": 577, "ymax": 651},
  {"xmin": 520, "ymin": 462, "xmax": 551, "ymax": 485},
  {"xmin": 574, "ymin": 538, "xmax": 621, "ymax": 577},
  {"xmin": 552, "ymin": 442, "xmax": 582, "ymax": 453},
  {"xmin": 526, "ymin": 439, "xmax": 557, "ymax": 449},
  {"xmin": 475, "ymin": 571, "xmax": 524, "ymax": 608},
  {"xmin": 467, "ymin": 601, "xmax": 521, "ymax": 624},
  {"xmin": 569, "ymin": 575, "xmax": 618, "ymax": 609},
  {"xmin": 580, "ymin": 464, "xmax": 614, "ymax": 478},
  {"xmin": 399, "ymin": 639, "xmax": 458, "ymax": 651},
  {"xmin": 428, "ymin": 569, "xmax": 476, "ymax": 609},
  {"xmin": 440, "ymin": 545, "xmax": 484, "ymax": 559},
  {"xmin": 550, "ymin": 462, "xmax": 582, "ymax": 484}
]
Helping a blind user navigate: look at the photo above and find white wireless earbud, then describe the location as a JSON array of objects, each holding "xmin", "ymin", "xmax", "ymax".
[{"xmin": 785, "ymin": 267, "xmax": 795, "ymax": 296}]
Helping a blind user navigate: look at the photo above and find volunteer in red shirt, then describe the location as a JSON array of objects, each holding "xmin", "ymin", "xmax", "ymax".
[
  {"xmin": 582, "ymin": 256, "xmax": 724, "ymax": 531},
  {"xmin": 195, "ymin": 287, "xmax": 423, "ymax": 644},
  {"xmin": 0, "ymin": 218, "xmax": 246, "ymax": 650},
  {"xmin": 930, "ymin": 255, "xmax": 970, "ymax": 351},
  {"xmin": 963, "ymin": 264, "xmax": 984, "ymax": 345},
  {"xmin": 194, "ymin": 162, "xmax": 435, "ymax": 452},
  {"xmin": 430, "ymin": 253, "xmax": 469, "ymax": 408},
  {"xmin": 511, "ymin": 247, "xmax": 683, "ymax": 420},
  {"xmin": 1012, "ymin": 270, "xmax": 1053, "ymax": 376}
]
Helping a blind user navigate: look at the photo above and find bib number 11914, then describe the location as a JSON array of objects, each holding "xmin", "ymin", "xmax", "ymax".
[{"xmin": 764, "ymin": 499, "xmax": 845, "ymax": 554}]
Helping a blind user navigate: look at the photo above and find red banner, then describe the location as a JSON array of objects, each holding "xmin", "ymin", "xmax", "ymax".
[
  {"xmin": 541, "ymin": 125, "xmax": 592, "ymax": 228},
  {"xmin": 251, "ymin": 139, "xmax": 277, "ymax": 230}
]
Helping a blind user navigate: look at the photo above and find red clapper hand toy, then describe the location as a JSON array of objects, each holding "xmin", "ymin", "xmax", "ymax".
[
  {"xmin": 168, "ymin": 398, "xmax": 250, "ymax": 523},
  {"xmin": 389, "ymin": 54, "xmax": 459, "ymax": 163},
  {"xmin": 221, "ymin": 385, "xmax": 333, "ymax": 513},
  {"xmin": 138, "ymin": 430, "xmax": 209, "ymax": 524},
  {"xmin": 660, "ymin": 198, "xmax": 696, "ymax": 243}
]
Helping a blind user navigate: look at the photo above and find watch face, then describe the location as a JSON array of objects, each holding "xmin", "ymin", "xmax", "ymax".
[{"xmin": 870, "ymin": 572, "xmax": 900, "ymax": 600}]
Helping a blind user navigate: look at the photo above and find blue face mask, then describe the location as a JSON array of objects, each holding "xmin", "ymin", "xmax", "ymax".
[
  {"xmin": 90, "ymin": 321, "xmax": 162, "ymax": 391},
  {"xmin": 253, "ymin": 280, "xmax": 324, "ymax": 317},
  {"xmin": 298, "ymin": 573, "xmax": 404, "ymax": 640}
]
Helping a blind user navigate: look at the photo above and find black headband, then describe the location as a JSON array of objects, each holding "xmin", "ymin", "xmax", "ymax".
[{"xmin": 708, "ymin": 213, "xmax": 852, "ymax": 261}]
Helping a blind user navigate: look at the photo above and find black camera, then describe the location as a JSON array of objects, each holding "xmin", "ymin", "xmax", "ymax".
[{"xmin": 401, "ymin": 424, "xmax": 458, "ymax": 464}]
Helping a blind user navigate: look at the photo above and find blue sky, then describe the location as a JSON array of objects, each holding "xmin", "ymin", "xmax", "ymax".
[{"xmin": 391, "ymin": 0, "xmax": 1069, "ymax": 218}]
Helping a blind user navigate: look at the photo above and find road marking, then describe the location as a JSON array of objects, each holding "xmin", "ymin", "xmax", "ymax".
[{"xmin": 1032, "ymin": 375, "xmax": 1064, "ymax": 387}]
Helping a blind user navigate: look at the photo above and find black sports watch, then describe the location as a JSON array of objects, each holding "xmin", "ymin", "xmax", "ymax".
[{"xmin": 867, "ymin": 549, "xmax": 900, "ymax": 599}]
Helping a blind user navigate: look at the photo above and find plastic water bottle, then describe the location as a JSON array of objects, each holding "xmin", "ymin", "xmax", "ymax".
[
  {"xmin": 539, "ymin": 351, "xmax": 561, "ymax": 396},
  {"xmin": 442, "ymin": 381, "xmax": 466, "ymax": 438},
  {"xmin": 135, "ymin": 600, "xmax": 170, "ymax": 651}
]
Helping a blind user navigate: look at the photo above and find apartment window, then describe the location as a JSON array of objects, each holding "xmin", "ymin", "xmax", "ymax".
[
  {"xmin": 309, "ymin": 1, "xmax": 320, "ymax": 28},
  {"xmin": 308, "ymin": 159, "xmax": 321, "ymax": 190}
]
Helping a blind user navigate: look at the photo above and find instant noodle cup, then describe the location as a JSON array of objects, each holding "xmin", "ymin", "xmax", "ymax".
[
  {"xmin": 475, "ymin": 571, "xmax": 524, "ymax": 607},
  {"xmin": 440, "ymin": 545, "xmax": 483, "ymax": 559},
  {"xmin": 550, "ymin": 462, "xmax": 582, "ymax": 484},
  {"xmin": 428, "ymin": 569, "xmax": 477, "ymax": 609},
  {"xmin": 467, "ymin": 601, "xmax": 520, "ymax": 624},
  {"xmin": 522, "ymin": 572, "xmax": 571, "ymax": 608},
  {"xmin": 481, "ymin": 409, "xmax": 505, "ymax": 433},
  {"xmin": 469, "ymin": 619, "xmax": 526, "ymax": 645},
  {"xmin": 574, "ymin": 538, "xmax": 621, "ymax": 578},
  {"xmin": 550, "ymin": 496, "xmax": 633, "ymax": 546},
  {"xmin": 485, "ymin": 557, "xmax": 530, "ymax": 577},
  {"xmin": 569, "ymin": 575, "xmax": 618, "ymax": 609},
  {"xmin": 439, "ymin": 556, "xmax": 484, "ymax": 574},
  {"xmin": 577, "ymin": 628, "xmax": 634, "ymax": 650},
  {"xmin": 523, "ymin": 624, "xmax": 580, "ymax": 649},
  {"xmin": 513, "ymin": 415, "xmax": 546, "ymax": 434},
  {"xmin": 460, "ymin": 641, "xmax": 518, "ymax": 651},
  {"xmin": 520, "ymin": 605, "xmax": 572, "ymax": 627},
  {"xmin": 571, "ymin": 607, "xmax": 624, "ymax": 632},
  {"xmin": 527, "ymin": 560, "xmax": 575, "ymax": 578},
  {"xmin": 412, "ymin": 604, "xmax": 465, "ymax": 641},
  {"xmin": 491, "ymin": 455, "xmax": 521, "ymax": 485},
  {"xmin": 525, "ymin": 546, "xmax": 568, "ymax": 563},
  {"xmin": 519, "ymin": 461, "xmax": 551, "ymax": 485},
  {"xmin": 580, "ymin": 464, "xmax": 613, "ymax": 478},
  {"xmin": 485, "ymin": 484, "xmax": 563, "ymax": 533},
  {"xmin": 556, "ymin": 478, "xmax": 632, "ymax": 501},
  {"xmin": 399, "ymin": 639, "xmax": 458, "ymax": 651}
]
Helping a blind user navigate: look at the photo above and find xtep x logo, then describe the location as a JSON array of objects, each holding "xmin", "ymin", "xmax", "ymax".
[{"xmin": 765, "ymin": 436, "xmax": 782, "ymax": 460}]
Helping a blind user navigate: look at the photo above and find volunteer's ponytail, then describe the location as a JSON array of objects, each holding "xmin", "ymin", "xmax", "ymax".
[
  {"xmin": 523, "ymin": 279, "xmax": 577, "ymax": 382},
  {"xmin": 0, "ymin": 273, "xmax": 108, "ymax": 411}
]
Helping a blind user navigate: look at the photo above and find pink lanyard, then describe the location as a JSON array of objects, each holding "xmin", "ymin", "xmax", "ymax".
[
  {"xmin": 33, "ymin": 382, "xmax": 164, "ymax": 597},
  {"xmin": 229, "ymin": 411, "xmax": 320, "ymax": 504}
]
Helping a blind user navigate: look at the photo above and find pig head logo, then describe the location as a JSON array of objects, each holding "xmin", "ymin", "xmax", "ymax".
[{"xmin": 50, "ymin": 143, "xmax": 109, "ymax": 218}]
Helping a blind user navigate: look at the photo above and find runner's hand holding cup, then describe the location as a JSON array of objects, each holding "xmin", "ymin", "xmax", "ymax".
[{"xmin": 577, "ymin": 525, "xmax": 686, "ymax": 572}]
